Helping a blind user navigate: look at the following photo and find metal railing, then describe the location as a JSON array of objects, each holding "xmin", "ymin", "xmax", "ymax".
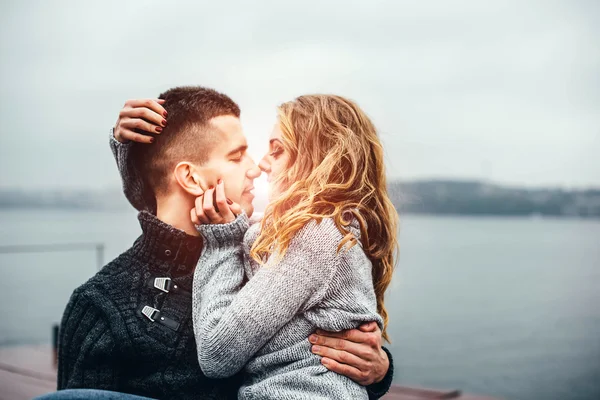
[{"xmin": 0, "ymin": 242, "xmax": 105, "ymax": 270}]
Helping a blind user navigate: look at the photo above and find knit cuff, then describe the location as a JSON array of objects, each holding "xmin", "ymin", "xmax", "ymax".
[
  {"xmin": 109, "ymin": 127, "xmax": 133, "ymax": 145},
  {"xmin": 366, "ymin": 346, "xmax": 394, "ymax": 399},
  {"xmin": 196, "ymin": 212, "xmax": 249, "ymax": 248}
]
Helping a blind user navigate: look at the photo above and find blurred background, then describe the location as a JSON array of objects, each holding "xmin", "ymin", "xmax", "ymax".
[{"xmin": 0, "ymin": 1, "xmax": 599, "ymax": 399}]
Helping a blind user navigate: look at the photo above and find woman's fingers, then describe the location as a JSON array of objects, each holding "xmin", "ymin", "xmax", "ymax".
[
  {"xmin": 194, "ymin": 195, "xmax": 210, "ymax": 224},
  {"xmin": 202, "ymin": 187, "xmax": 221, "ymax": 223},
  {"xmin": 192, "ymin": 180, "xmax": 241, "ymax": 225},
  {"xmin": 120, "ymin": 117, "xmax": 162, "ymax": 135},
  {"xmin": 227, "ymin": 197, "xmax": 243, "ymax": 216},
  {"xmin": 190, "ymin": 207, "xmax": 200, "ymax": 225},
  {"xmin": 215, "ymin": 180, "xmax": 235, "ymax": 222},
  {"xmin": 121, "ymin": 106, "xmax": 166, "ymax": 129},
  {"xmin": 114, "ymin": 98, "xmax": 167, "ymax": 143},
  {"xmin": 124, "ymin": 99, "xmax": 167, "ymax": 118},
  {"xmin": 117, "ymin": 128, "xmax": 154, "ymax": 144}
]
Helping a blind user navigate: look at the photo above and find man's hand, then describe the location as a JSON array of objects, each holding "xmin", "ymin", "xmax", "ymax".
[
  {"xmin": 113, "ymin": 99, "xmax": 167, "ymax": 144},
  {"xmin": 309, "ymin": 322, "xmax": 389, "ymax": 386}
]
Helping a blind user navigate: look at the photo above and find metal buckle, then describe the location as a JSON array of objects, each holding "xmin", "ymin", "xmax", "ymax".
[
  {"xmin": 154, "ymin": 277, "xmax": 172, "ymax": 293},
  {"xmin": 141, "ymin": 305, "xmax": 159, "ymax": 322}
]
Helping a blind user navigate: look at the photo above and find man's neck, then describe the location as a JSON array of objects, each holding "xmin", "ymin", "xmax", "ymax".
[{"xmin": 155, "ymin": 195, "xmax": 199, "ymax": 237}]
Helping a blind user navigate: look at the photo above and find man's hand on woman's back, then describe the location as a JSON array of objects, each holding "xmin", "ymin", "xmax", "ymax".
[{"xmin": 309, "ymin": 321, "xmax": 389, "ymax": 386}]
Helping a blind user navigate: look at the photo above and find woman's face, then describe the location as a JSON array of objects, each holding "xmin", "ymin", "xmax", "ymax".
[{"xmin": 259, "ymin": 123, "xmax": 290, "ymax": 201}]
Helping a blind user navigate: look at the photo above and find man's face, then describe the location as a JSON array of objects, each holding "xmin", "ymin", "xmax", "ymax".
[{"xmin": 196, "ymin": 115, "xmax": 260, "ymax": 217}]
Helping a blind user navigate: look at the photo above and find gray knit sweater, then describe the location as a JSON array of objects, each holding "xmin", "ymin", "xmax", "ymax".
[{"xmin": 194, "ymin": 213, "xmax": 383, "ymax": 400}]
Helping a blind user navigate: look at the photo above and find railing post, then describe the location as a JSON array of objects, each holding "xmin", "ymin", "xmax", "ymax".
[{"xmin": 96, "ymin": 244, "xmax": 105, "ymax": 270}]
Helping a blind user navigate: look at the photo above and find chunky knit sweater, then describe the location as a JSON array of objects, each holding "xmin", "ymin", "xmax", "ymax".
[
  {"xmin": 194, "ymin": 212, "xmax": 384, "ymax": 399},
  {"xmin": 58, "ymin": 211, "xmax": 243, "ymax": 399}
]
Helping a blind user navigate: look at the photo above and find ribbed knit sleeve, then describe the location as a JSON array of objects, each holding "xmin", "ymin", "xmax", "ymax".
[
  {"xmin": 109, "ymin": 130, "xmax": 156, "ymax": 213},
  {"xmin": 366, "ymin": 346, "xmax": 394, "ymax": 399},
  {"xmin": 57, "ymin": 289, "xmax": 119, "ymax": 390}
]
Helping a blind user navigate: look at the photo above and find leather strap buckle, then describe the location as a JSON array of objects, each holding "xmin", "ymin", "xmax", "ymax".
[
  {"xmin": 154, "ymin": 277, "xmax": 173, "ymax": 293},
  {"xmin": 141, "ymin": 305, "xmax": 159, "ymax": 322},
  {"xmin": 140, "ymin": 305, "xmax": 181, "ymax": 331}
]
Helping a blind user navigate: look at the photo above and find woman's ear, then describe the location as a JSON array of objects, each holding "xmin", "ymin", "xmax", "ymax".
[{"xmin": 174, "ymin": 162, "xmax": 205, "ymax": 197}]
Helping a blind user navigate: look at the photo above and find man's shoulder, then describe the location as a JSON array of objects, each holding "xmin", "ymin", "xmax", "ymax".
[{"xmin": 69, "ymin": 248, "xmax": 138, "ymax": 305}]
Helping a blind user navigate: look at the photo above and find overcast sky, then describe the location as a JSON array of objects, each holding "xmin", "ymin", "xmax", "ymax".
[{"xmin": 0, "ymin": 0, "xmax": 598, "ymax": 190}]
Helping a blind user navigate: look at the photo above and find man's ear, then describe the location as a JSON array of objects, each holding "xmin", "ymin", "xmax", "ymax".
[{"xmin": 174, "ymin": 162, "xmax": 205, "ymax": 197}]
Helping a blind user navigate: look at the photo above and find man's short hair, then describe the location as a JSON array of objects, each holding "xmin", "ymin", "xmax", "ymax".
[{"xmin": 131, "ymin": 86, "xmax": 240, "ymax": 197}]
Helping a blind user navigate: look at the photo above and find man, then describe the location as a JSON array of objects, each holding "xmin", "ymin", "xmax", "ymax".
[{"xmin": 55, "ymin": 87, "xmax": 393, "ymax": 399}]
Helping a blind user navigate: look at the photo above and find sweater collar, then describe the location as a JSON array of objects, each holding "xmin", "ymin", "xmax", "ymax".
[{"xmin": 132, "ymin": 211, "xmax": 203, "ymax": 276}]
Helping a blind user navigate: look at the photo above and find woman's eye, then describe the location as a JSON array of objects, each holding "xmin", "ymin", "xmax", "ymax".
[{"xmin": 270, "ymin": 148, "xmax": 283, "ymax": 158}]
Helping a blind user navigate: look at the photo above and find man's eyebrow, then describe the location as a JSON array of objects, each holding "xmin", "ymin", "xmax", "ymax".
[{"xmin": 227, "ymin": 144, "xmax": 248, "ymax": 157}]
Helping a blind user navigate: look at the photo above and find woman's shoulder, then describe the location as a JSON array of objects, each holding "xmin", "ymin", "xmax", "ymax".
[{"xmin": 293, "ymin": 217, "xmax": 347, "ymax": 247}]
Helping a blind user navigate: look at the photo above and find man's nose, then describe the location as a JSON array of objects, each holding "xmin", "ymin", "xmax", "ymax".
[
  {"xmin": 246, "ymin": 161, "xmax": 261, "ymax": 179},
  {"xmin": 258, "ymin": 157, "xmax": 270, "ymax": 173}
]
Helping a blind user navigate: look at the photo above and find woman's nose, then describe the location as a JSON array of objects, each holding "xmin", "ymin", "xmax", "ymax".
[{"xmin": 259, "ymin": 157, "xmax": 270, "ymax": 173}]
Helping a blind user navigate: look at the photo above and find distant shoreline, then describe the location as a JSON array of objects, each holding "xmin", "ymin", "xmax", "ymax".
[{"xmin": 1, "ymin": 180, "xmax": 599, "ymax": 218}]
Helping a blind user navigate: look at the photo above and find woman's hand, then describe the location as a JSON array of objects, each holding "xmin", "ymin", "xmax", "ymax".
[
  {"xmin": 309, "ymin": 322, "xmax": 389, "ymax": 385},
  {"xmin": 191, "ymin": 179, "xmax": 242, "ymax": 225},
  {"xmin": 113, "ymin": 98, "xmax": 168, "ymax": 144}
]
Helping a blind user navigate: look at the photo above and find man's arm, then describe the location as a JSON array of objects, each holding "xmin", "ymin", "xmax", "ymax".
[
  {"xmin": 58, "ymin": 290, "xmax": 119, "ymax": 390},
  {"xmin": 310, "ymin": 323, "xmax": 394, "ymax": 399}
]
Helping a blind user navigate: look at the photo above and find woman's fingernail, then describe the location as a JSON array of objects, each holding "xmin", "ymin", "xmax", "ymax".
[
  {"xmin": 209, "ymin": 185, "xmax": 214, "ymax": 189},
  {"xmin": 309, "ymin": 335, "xmax": 317, "ymax": 343},
  {"xmin": 218, "ymin": 179, "xmax": 222, "ymax": 184},
  {"xmin": 312, "ymin": 345, "xmax": 321, "ymax": 354},
  {"xmin": 163, "ymin": 111, "xmax": 168, "ymax": 118},
  {"xmin": 162, "ymin": 119, "xmax": 167, "ymax": 127},
  {"xmin": 149, "ymin": 137, "xmax": 155, "ymax": 143},
  {"xmin": 156, "ymin": 126, "xmax": 163, "ymax": 133},
  {"xmin": 227, "ymin": 198, "xmax": 233, "ymax": 205}
]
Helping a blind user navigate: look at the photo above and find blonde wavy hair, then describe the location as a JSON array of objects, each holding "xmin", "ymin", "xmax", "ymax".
[{"xmin": 250, "ymin": 94, "xmax": 399, "ymax": 341}]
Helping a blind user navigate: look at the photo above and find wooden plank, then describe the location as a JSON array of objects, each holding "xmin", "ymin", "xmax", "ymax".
[
  {"xmin": 0, "ymin": 345, "xmax": 499, "ymax": 400},
  {"xmin": 0, "ymin": 345, "xmax": 56, "ymax": 382},
  {"xmin": 385, "ymin": 385, "xmax": 461, "ymax": 398},
  {"xmin": 0, "ymin": 368, "xmax": 55, "ymax": 400}
]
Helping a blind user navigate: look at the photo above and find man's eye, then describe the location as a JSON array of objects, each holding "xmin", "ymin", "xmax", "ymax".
[{"xmin": 230, "ymin": 152, "xmax": 243, "ymax": 162}]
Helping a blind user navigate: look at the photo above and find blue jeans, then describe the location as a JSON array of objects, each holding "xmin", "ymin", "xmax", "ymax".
[{"xmin": 35, "ymin": 389, "xmax": 156, "ymax": 400}]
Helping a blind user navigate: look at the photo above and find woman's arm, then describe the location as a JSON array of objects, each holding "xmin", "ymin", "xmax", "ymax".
[
  {"xmin": 192, "ymin": 215, "xmax": 340, "ymax": 379},
  {"xmin": 109, "ymin": 99, "xmax": 167, "ymax": 212},
  {"xmin": 108, "ymin": 131, "xmax": 155, "ymax": 212}
]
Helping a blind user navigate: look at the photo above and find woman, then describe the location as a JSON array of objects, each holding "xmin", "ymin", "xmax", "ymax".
[{"xmin": 190, "ymin": 95, "xmax": 399, "ymax": 399}]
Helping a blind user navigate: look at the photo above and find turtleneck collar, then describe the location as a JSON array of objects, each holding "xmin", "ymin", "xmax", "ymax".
[{"xmin": 132, "ymin": 211, "xmax": 203, "ymax": 277}]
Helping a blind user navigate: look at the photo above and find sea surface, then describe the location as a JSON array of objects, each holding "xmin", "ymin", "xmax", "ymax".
[{"xmin": 0, "ymin": 209, "xmax": 599, "ymax": 400}]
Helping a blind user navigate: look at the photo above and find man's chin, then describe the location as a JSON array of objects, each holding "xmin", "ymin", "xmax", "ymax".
[
  {"xmin": 243, "ymin": 205, "xmax": 254, "ymax": 218},
  {"xmin": 240, "ymin": 192, "xmax": 255, "ymax": 218}
]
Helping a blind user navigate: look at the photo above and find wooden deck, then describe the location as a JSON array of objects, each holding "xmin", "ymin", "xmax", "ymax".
[{"xmin": 0, "ymin": 345, "xmax": 498, "ymax": 400}]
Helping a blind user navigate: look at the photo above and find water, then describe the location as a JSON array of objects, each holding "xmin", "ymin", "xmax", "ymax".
[{"xmin": 1, "ymin": 210, "xmax": 599, "ymax": 400}]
